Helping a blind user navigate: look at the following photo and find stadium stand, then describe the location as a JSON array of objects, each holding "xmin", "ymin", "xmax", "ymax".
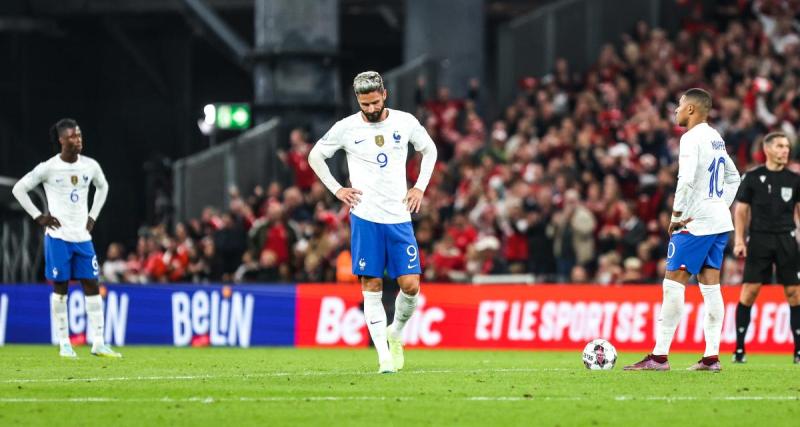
[{"xmin": 103, "ymin": 2, "xmax": 800, "ymax": 284}]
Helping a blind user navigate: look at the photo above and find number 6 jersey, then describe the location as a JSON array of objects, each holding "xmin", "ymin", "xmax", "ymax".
[
  {"xmin": 13, "ymin": 154, "xmax": 109, "ymax": 242},
  {"xmin": 309, "ymin": 108, "xmax": 437, "ymax": 224},
  {"xmin": 672, "ymin": 122, "xmax": 741, "ymax": 236}
]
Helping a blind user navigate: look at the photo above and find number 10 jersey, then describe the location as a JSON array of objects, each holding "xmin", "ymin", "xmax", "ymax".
[{"xmin": 672, "ymin": 122, "xmax": 741, "ymax": 236}]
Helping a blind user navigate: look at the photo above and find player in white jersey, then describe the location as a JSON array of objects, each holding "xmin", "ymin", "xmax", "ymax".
[
  {"xmin": 308, "ymin": 71, "xmax": 437, "ymax": 373},
  {"xmin": 625, "ymin": 88, "xmax": 740, "ymax": 372},
  {"xmin": 12, "ymin": 119, "xmax": 121, "ymax": 358}
]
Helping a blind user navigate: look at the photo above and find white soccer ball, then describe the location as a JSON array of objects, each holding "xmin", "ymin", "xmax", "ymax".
[{"xmin": 582, "ymin": 339, "xmax": 617, "ymax": 370}]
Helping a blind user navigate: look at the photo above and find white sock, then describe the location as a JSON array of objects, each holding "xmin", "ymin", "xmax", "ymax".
[
  {"xmin": 390, "ymin": 290, "xmax": 419, "ymax": 340},
  {"xmin": 699, "ymin": 283, "xmax": 724, "ymax": 357},
  {"xmin": 85, "ymin": 295, "xmax": 105, "ymax": 347},
  {"xmin": 50, "ymin": 293, "xmax": 69, "ymax": 346},
  {"xmin": 653, "ymin": 279, "xmax": 685, "ymax": 356},
  {"xmin": 362, "ymin": 291, "xmax": 390, "ymax": 363}
]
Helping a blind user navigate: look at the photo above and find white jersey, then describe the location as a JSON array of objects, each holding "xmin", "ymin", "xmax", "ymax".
[
  {"xmin": 309, "ymin": 108, "xmax": 437, "ymax": 224},
  {"xmin": 672, "ymin": 123, "xmax": 741, "ymax": 236},
  {"xmin": 12, "ymin": 154, "xmax": 109, "ymax": 242}
]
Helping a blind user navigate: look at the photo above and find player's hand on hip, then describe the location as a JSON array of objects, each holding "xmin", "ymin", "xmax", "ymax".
[
  {"xmin": 667, "ymin": 217, "xmax": 692, "ymax": 235},
  {"xmin": 404, "ymin": 188, "xmax": 424, "ymax": 213},
  {"xmin": 35, "ymin": 214, "xmax": 61, "ymax": 230},
  {"xmin": 86, "ymin": 217, "xmax": 96, "ymax": 233},
  {"xmin": 335, "ymin": 188, "xmax": 363, "ymax": 208},
  {"xmin": 733, "ymin": 241, "xmax": 747, "ymax": 258}
]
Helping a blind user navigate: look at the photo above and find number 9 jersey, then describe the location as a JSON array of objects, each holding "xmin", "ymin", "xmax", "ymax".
[
  {"xmin": 672, "ymin": 123, "xmax": 741, "ymax": 236},
  {"xmin": 310, "ymin": 108, "xmax": 436, "ymax": 225},
  {"xmin": 14, "ymin": 154, "xmax": 108, "ymax": 243}
]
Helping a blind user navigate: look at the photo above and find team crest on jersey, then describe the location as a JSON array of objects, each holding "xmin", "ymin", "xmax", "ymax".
[
  {"xmin": 70, "ymin": 175, "xmax": 78, "ymax": 186},
  {"xmin": 781, "ymin": 187, "xmax": 792, "ymax": 202},
  {"xmin": 759, "ymin": 175, "xmax": 766, "ymax": 183},
  {"xmin": 393, "ymin": 131, "xmax": 401, "ymax": 142},
  {"xmin": 375, "ymin": 135, "xmax": 384, "ymax": 147}
]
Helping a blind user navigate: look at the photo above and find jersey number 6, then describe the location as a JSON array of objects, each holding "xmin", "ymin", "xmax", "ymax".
[
  {"xmin": 69, "ymin": 189, "xmax": 79, "ymax": 203},
  {"xmin": 707, "ymin": 156, "xmax": 725, "ymax": 198}
]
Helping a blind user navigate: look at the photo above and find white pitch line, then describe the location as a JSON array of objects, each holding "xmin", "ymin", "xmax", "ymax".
[
  {"xmin": 469, "ymin": 396, "xmax": 800, "ymax": 402},
  {"xmin": 0, "ymin": 368, "xmax": 570, "ymax": 384},
  {"xmin": 1, "ymin": 374, "xmax": 219, "ymax": 384},
  {"xmin": 614, "ymin": 396, "xmax": 800, "ymax": 402},
  {"xmin": 0, "ymin": 395, "xmax": 797, "ymax": 404},
  {"xmin": 0, "ymin": 397, "xmax": 390, "ymax": 404}
]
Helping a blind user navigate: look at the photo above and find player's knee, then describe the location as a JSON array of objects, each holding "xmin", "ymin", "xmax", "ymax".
[
  {"xmin": 53, "ymin": 282, "xmax": 68, "ymax": 295},
  {"xmin": 81, "ymin": 280, "xmax": 100, "ymax": 296},
  {"xmin": 785, "ymin": 286, "xmax": 800, "ymax": 305},
  {"xmin": 698, "ymin": 272, "xmax": 720, "ymax": 286},
  {"xmin": 740, "ymin": 284, "xmax": 760, "ymax": 305},
  {"xmin": 361, "ymin": 277, "xmax": 383, "ymax": 292},
  {"xmin": 397, "ymin": 275, "xmax": 420, "ymax": 295},
  {"xmin": 664, "ymin": 270, "xmax": 689, "ymax": 285}
]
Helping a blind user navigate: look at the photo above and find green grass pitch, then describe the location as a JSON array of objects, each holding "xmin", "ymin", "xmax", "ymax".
[{"xmin": 1, "ymin": 345, "xmax": 798, "ymax": 426}]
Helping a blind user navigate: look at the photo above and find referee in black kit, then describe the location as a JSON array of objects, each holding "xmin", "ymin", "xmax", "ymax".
[{"xmin": 732, "ymin": 132, "xmax": 800, "ymax": 364}]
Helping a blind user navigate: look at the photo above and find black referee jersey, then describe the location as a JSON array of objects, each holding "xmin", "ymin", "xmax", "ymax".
[
  {"xmin": 735, "ymin": 165, "xmax": 800, "ymax": 284},
  {"xmin": 736, "ymin": 165, "xmax": 800, "ymax": 233}
]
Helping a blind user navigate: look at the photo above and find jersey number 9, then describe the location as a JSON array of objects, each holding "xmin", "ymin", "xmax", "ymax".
[
  {"xmin": 707, "ymin": 157, "xmax": 725, "ymax": 198},
  {"xmin": 406, "ymin": 245, "xmax": 418, "ymax": 262},
  {"xmin": 377, "ymin": 153, "xmax": 388, "ymax": 168}
]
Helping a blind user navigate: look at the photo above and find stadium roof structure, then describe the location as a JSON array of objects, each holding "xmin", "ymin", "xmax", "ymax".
[{"xmin": 1, "ymin": 0, "xmax": 548, "ymax": 18}]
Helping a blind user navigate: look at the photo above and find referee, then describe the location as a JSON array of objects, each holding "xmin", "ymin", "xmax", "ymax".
[{"xmin": 732, "ymin": 132, "xmax": 800, "ymax": 364}]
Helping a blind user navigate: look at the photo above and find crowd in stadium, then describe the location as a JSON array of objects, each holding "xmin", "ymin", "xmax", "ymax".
[{"xmin": 102, "ymin": 1, "xmax": 800, "ymax": 285}]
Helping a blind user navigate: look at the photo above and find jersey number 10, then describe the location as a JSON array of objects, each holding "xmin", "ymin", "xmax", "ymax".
[{"xmin": 707, "ymin": 156, "xmax": 725, "ymax": 198}]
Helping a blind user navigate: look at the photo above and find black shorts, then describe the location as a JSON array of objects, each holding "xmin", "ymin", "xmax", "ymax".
[{"xmin": 743, "ymin": 231, "xmax": 800, "ymax": 285}]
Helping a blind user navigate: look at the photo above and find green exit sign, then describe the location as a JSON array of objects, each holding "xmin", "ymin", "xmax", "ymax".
[{"xmin": 207, "ymin": 103, "xmax": 251, "ymax": 130}]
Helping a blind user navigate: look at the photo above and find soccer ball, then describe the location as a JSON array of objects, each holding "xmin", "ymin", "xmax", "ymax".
[{"xmin": 582, "ymin": 339, "xmax": 617, "ymax": 370}]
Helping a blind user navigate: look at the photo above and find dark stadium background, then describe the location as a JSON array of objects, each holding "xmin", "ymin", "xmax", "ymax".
[
  {"xmin": 0, "ymin": 0, "xmax": 570, "ymax": 250},
  {"xmin": 3, "ymin": 0, "xmax": 793, "ymax": 286}
]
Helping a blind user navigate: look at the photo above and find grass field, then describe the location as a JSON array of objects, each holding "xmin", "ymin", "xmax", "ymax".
[{"xmin": 0, "ymin": 345, "xmax": 798, "ymax": 426}]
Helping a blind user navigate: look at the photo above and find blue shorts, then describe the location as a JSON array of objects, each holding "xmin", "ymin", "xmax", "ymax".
[
  {"xmin": 350, "ymin": 214, "xmax": 422, "ymax": 279},
  {"xmin": 44, "ymin": 235, "xmax": 99, "ymax": 281},
  {"xmin": 665, "ymin": 232, "xmax": 729, "ymax": 275}
]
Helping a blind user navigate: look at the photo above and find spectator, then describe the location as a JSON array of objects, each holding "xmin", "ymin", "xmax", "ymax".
[
  {"xmin": 214, "ymin": 212, "xmax": 247, "ymax": 280},
  {"xmin": 335, "ymin": 249, "xmax": 358, "ymax": 283},
  {"xmin": 101, "ymin": 243, "xmax": 127, "ymax": 283},
  {"xmin": 110, "ymin": 6, "xmax": 800, "ymax": 285},
  {"xmin": 570, "ymin": 265, "xmax": 590, "ymax": 284},
  {"xmin": 596, "ymin": 252, "xmax": 622, "ymax": 285},
  {"xmin": 467, "ymin": 236, "xmax": 509, "ymax": 276},
  {"xmin": 255, "ymin": 249, "xmax": 281, "ymax": 282},
  {"xmin": 429, "ymin": 235, "xmax": 465, "ymax": 281},
  {"xmin": 233, "ymin": 251, "xmax": 259, "ymax": 283},
  {"xmin": 143, "ymin": 238, "xmax": 167, "ymax": 282},
  {"xmin": 280, "ymin": 128, "xmax": 316, "ymax": 191},
  {"xmin": 621, "ymin": 257, "xmax": 644, "ymax": 284},
  {"xmin": 249, "ymin": 202, "xmax": 292, "ymax": 278},
  {"xmin": 551, "ymin": 189, "xmax": 597, "ymax": 280},
  {"xmin": 196, "ymin": 237, "xmax": 224, "ymax": 282}
]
